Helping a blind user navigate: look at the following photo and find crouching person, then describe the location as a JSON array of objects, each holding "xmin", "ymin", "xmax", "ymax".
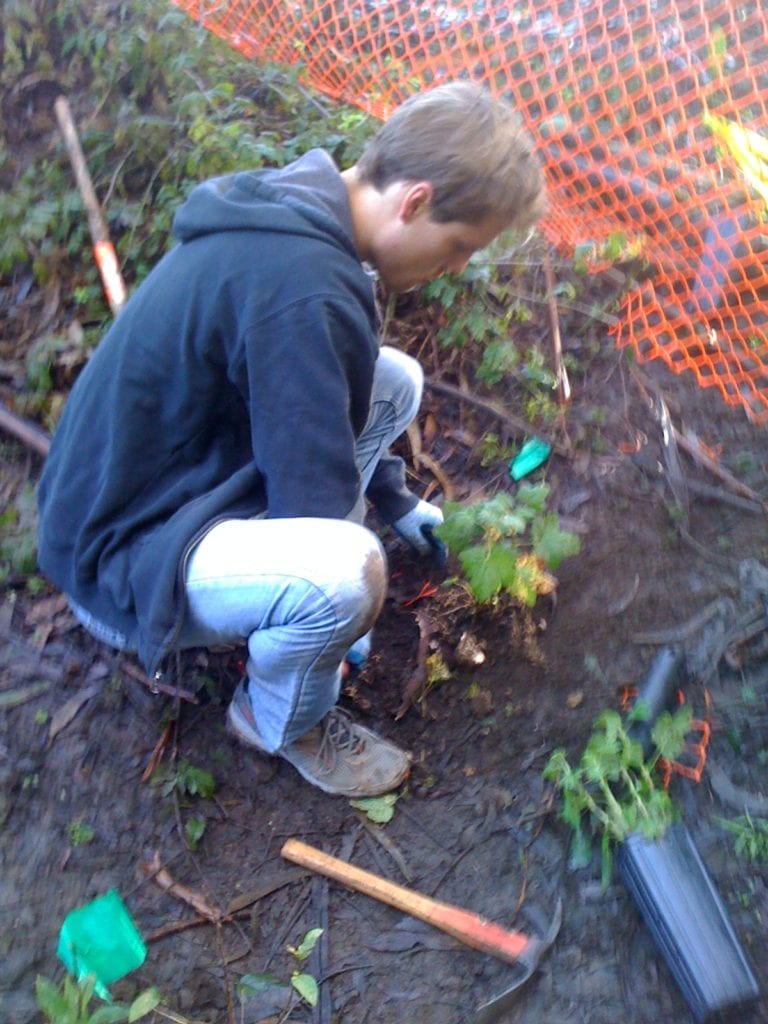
[{"xmin": 37, "ymin": 82, "xmax": 545, "ymax": 797}]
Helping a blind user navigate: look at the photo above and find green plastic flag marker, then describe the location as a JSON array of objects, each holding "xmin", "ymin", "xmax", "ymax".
[
  {"xmin": 509, "ymin": 438, "xmax": 552, "ymax": 481},
  {"xmin": 57, "ymin": 889, "xmax": 146, "ymax": 999}
]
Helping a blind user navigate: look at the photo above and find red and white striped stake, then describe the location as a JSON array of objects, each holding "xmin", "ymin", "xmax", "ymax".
[{"xmin": 54, "ymin": 95, "xmax": 127, "ymax": 317}]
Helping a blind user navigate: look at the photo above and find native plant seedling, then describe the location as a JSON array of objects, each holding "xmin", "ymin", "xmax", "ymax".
[
  {"xmin": 436, "ymin": 484, "xmax": 580, "ymax": 606},
  {"xmin": 350, "ymin": 793, "xmax": 399, "ymax": 824},
  {"xmin": 184, "ymin": 815, "xmax": 207, "ymax": 851},
  {"xmin": 286, "ymin": 927, "xmax": 323, "ymax": 1006},
  {"xmin": 237, "ymin": 927, "xmax": 323, "ymax": 1018},
  {"xmin": 35, "ymin": 973, "xmax": 160, "ymax": 1024},
  {"xmin": 67, "ymin": 818, "xmax": 95, "ymax": 847},
  {"xmin": 714, "ymin": 811, "xmax": 768, "ymax": 865},
  {"xmin": 544, "ymin": 703, "xmax": 692, "ymax": 886},
  {"xmin": 152, "ymin": 759, "xmax": 215, "ymax": 799}
]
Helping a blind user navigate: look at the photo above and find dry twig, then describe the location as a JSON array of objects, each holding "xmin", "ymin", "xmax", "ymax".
[{"xmin": 395, "ymin": 608, "xmax": 434, "ymax": 721}]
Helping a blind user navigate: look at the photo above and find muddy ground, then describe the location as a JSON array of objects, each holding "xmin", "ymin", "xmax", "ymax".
[{"xmin": 2, "ymin": 251, "xmax": 768, "ymax": 1024}]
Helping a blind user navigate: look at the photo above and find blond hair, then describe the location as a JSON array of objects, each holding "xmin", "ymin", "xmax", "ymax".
[{"xmin": 356, "ymin": 81, "xmax": 546, "ymax": 230}]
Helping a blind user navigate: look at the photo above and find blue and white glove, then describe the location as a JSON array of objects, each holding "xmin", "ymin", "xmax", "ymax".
[{"xmin": 393, "ymin": 499, "xmax": 446, "ymax": 564}]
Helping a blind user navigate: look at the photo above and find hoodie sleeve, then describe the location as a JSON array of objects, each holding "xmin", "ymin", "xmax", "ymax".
[
  {"xmin": 364, "ymin": 454, "xmax": 418, "ymax": 523},
  {"xmin": 234, "ymin": 293, "xmax": 377, "ymax": 520}
]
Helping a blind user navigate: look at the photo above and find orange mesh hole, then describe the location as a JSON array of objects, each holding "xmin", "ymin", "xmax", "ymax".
[{"xmin": 171, "ymin": 0, "xmax": 768, "ymax": 423}]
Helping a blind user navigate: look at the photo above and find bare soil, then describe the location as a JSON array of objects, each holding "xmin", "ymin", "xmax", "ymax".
[{"xmin": 2, "ymin": 270, "xmax": 768, "ymax": 1024}]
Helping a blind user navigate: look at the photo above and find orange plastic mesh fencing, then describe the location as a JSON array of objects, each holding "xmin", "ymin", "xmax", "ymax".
[{"xmin": 170, "ymin": 0, "xmax": 768, "ymax": 423}]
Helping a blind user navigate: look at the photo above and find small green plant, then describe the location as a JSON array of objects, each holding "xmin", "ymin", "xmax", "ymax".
[
  {"xmin": 421, "ymin": 261, "xmax": 535, "ymax": 389},
  {"xmin": 152, "ymin": 759, "xmax": 215, "ymax": 799},
  {"xmin": 35, "ymin": 973, "xmax": 160, "ymax": 1024},
  {"xmin": 237, "ymin": 927, "xmax": 323, "ymax": 1016},
  {"xmin": 286, "ymin": 927, "xmax": 323, "ymax": 1006},
  {"xmin": 544, "ymin": 704, "xmax": 692, "ymax": 886},
  {"xmin": 151, "ymin": 760, "xmax": 214, "ymax": 852},
  {"xmin": 436, "ymin": 483, "xmax": 580, "ymax": 606},
  {"xmin": 714, "ymin": 811, "xmax": 768, "ymax": 865},
  {"xmin": 67, "ymin": 818, "xmax": 95, "ymax": 846},
  {"xmin": 184, "ymin": 814, "xmax": 207, "ymax": 851},
  {"xmin": 478, "ymin": 432, "xmax": 516, "ymax": 467},
  {"xmin": 0, "ymin": 484, "xmax": 38, "ymax": 583},
  {"xmin": 350, "ymin": 793, "xmax": 399, "ymax": 824}
]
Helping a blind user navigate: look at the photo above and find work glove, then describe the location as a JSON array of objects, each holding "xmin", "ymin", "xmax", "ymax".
[{"xmin": 392, "ymin": 500, "xmax": 446, "ymax": 565}]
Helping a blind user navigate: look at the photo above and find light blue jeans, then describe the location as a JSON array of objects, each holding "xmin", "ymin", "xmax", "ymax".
[{"xmin": 72, "ymin": 346, "xmax": 423, "ymax": 751}]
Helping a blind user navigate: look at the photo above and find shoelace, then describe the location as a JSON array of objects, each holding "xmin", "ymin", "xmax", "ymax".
[{"xmin": 316, "ymin": 708, "xmax": 365, "ymax": 766}]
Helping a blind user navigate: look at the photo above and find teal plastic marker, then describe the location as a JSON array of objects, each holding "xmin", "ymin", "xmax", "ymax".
[
  {"xmin": 57, "ymin": 889, "xmax": 146, "ymax": 999},
  {"xmin": 509, "ymin": 438, "xmax": 551, "ymax": 481}
]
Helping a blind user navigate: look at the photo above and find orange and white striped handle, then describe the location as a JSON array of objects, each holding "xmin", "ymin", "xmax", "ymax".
[{"xmin": 281, "ymin": 838, "xmax": 531, "ymax": 965}]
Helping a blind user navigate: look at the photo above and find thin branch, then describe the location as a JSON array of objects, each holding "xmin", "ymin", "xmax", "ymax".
[
  {"xmin": 425, "ymin": 378, "xmax": 569, "ymax": 455},
  {"xmin": 0, "ymin": 404, "xmax": 50, "ymax": 457}
]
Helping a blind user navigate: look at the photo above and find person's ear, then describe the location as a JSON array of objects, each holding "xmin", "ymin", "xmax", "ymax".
[{"xmin": 399, "ymin": 181, "xmax": 434, "ymax": 223}]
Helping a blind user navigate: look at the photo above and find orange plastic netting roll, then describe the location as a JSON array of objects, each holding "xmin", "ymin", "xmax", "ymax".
[{"xmin": 171, "ymin": 0, "xmax": 768, "ymax": 423}]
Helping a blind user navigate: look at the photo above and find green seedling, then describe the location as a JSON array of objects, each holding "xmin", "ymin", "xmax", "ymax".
[
  {"xmin": 0, "ymin": 484, "xmax": 38, "ymax": 583},
  {"xmin": 152, "ymin": 759, "xmax": 215, "ymax": 799},
  {"xmin": 436, "ymin": 484, "xmax": 580, "ymax": 606},
  {"xmin": 67, "ymin": 819, "xmax": 95, "ymax": 847},
  {"xmin": 478, "ymin": 432, "xmax": 516, "ymax": 468},
  {"xmin": 544, "ymin": 703, "xmax": 692, "ymax": 886},
  {"xmin": 184, "ymin": 815, "xmax": 207, "ymax": 851},
  {"xmin": 350, "ymin": 793, "xmax": 399, "ymax": 824},
  {"xmin": 714, "ymin": 811, "xmax": 768, "ymax": 865},
  {"xmin": 238, "ymin": 927, "xmax": 323, "ymax": 1019},
  {"xmin": 35, "ymin": 973, "xmax": 159, "ymax": 1024},
  {"xmin": 287, "ymin": 928, "xmax": 323, "ymax": 1007}
]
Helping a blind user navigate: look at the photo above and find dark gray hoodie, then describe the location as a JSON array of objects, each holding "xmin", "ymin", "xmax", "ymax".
[{"xmin": 37, "ymin": 150, "xmax": 417, "ymax": 676}]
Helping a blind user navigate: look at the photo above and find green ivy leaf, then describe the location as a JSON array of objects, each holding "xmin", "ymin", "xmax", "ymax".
[
  {"xmin": 291, "ymin": 928, "xmax": 323, "ymax": 962},
  {"xmin": 651, "ymin": 705, "xmax": 692, "ymax": 760},
  {"xmin": 291, "ymin": 972, "xmax": 319, "ymax": 1006},
  {"xmin": 350, "ymin": 793, "xmax": 399, "ymax": 823},
  {"xmin": 532, "ymin": 515, "xmax": 581, "ymax": 569},
  {"xmin": 128, "ymin": 988, "xmax": 161, "ymax": 1022},
  {"xmin": 90, "ymin": 1005, "xmax": 130, "ymax": 1024},
  {"xmin": 181, "ymin": 763, "xmax": 216, "ymax": 798},
  {"xmin": 237, "ymin": 973, "xmax": 287, "ymax": 1000},
  {"xmin": 185, "ymin": 815, "xmax": 206, "ymax": 850},
  {"xmin": 459, "ymin": 542, "xmax": 519, "ymax": 603},
  {"xmin": 434, "ymin": 502, "xmax": 479, "ymax": 554}
]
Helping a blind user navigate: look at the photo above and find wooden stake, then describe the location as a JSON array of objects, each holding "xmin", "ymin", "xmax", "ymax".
[
  {"xmin": 54, "ymin": 95, "xmax": 127, "ymax": 316},
  {"xmin": 543, "ymin": 251, "xmax": 571, "ymax": 406}
]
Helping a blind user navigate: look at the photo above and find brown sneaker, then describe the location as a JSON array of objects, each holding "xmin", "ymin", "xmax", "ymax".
[{"xmin": 227, "ymin": 680, "xmax": 410, "ymax": 797}]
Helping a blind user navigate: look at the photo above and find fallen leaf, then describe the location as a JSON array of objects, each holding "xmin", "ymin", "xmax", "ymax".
[
  {"xmin": 25, "ymin": 593, "xmax": 69, "ymax": 626},
  {"xmin": 567, "ymin": 690, "xmax": 584, "ymax": 709},
  {"xmin": 422, "ymin": 411, "xmax": 438, "ymax": 445},
  {"xmin": 0, "ymin": 680, "xmax": 52, "ymax": 709},
  {"xmin": 47, "ymin": 684, "xmax": 100, "ymax": 744}
]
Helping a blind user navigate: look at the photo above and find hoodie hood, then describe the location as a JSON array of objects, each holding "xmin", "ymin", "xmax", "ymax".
[{"xmin": 172, "ymin": 148, "xmax": 358, "ymax": 258}]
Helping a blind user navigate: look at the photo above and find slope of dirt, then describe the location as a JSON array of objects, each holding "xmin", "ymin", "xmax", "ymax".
[{"xmin": 2, "ymin": 301, "xmax": 768, "ymax": 1024}]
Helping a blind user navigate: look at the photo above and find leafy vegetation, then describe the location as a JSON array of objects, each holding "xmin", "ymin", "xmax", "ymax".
[
  {"xmin": 0, "ymin": 482, "xmax": 39, "ymax": 584},
  {"xmin": 151, "ymin": 759, "xmax": 215, "ymax": 800},
  {"xmin": 422, "ymin": 258, "xmax": 566, "ymax": 422},
  {"xmin": 35, "ymin": 973, "xmax": 160, "ymax": 1024},
  {"xmin": 1, "ymin": 0, "xmax": 374, "ymax": 346},
  {"xmin": 544, "ymin": 703, "xmax": 693, "ymax": 886},
  {"xmin": 436, "ymin": 483, "xmax": 580, "ymax": 606},
  {"xmin": 350, "ymin": 792, "xmax": 400, "ymax": 823},
  {"xmin": 715, "ymin": 811, "xmax": 768, "ymax": 865},
  {"xmin": 1, "ymin": 0, "xmax": 622, "ymax": 444},
  {"xmin": 67, "ymin": 817, "xmax": 95, "ymax": 847},
  {"xmin": 237, "ymin": 927, "xmax": 324, "ymax": 1015}
]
